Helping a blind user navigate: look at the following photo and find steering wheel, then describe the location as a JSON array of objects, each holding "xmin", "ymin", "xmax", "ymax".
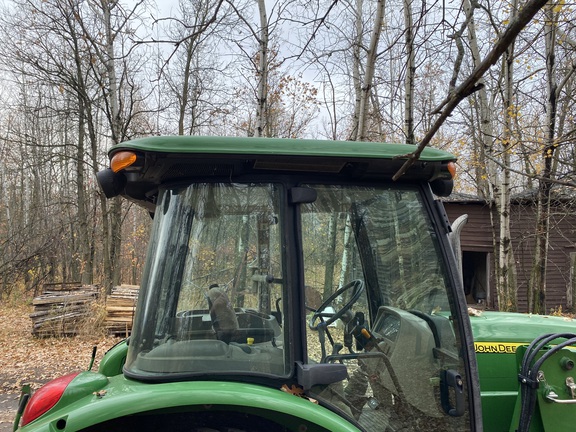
[{"xmin": 309, "ymin": 279, "xmax": 365, "ymax": 330}]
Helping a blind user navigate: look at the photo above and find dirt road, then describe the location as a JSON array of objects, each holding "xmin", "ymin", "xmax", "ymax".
[{"xmin": 0, "ymin": 394, "xmax": 18, "ymax": 432}]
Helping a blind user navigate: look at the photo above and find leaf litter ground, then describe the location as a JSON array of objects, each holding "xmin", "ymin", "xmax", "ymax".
[{"xmin": 0, "ymin": 303, "xmax": 122, "ymax": 431}]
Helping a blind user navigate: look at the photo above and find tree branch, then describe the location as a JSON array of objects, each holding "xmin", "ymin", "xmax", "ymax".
[{"xmin": 392, "ymin": 0, "xmax": 550, "ymax": 181}]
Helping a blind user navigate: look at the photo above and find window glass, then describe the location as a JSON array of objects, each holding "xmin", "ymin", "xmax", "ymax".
[
  {"xmin": 126, "ymin": 183, "xmax": 287, "ymax": 378},
  {"xmin": 302, "ymin": 184, "xmax": 468, "ymax": 431}
]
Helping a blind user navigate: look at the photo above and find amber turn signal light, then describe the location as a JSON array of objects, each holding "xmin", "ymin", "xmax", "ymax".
[
  {"xmin": 111, "ymin": 151, "xmax": 137, "ymax": 173},
  {"xmin": 447, "ymin": 161, "xmax": 456, "ymax": 179}
]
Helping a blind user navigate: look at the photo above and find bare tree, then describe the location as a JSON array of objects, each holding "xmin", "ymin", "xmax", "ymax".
[
  {"xmin": 0, "ymin": 0, "xmax": 151, "ymax": 294},
  {"xmin": 349, "ymin": 0, "xmax": 385, "ymax": 141},
  {"xmin": 403, "ymin": 0, "xmax": 415, "ymax": 144},
  {"xmin": 528, "ymin": 2, "xmax": 576, "ymax": 313},
  {"xmin": 496, "ymin": 0, "xmax": 520, "ymax": 312}
]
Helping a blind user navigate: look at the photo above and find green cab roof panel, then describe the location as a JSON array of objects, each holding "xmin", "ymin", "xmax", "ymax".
[
  {"xmin": 111, "ymin": 135, "xmax": 456, "ymax": 162},
  {"xmin": 101, "ymin": 136, "xmax": 457, "ymax": 208}
]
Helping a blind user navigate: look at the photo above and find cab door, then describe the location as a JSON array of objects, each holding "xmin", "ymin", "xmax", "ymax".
[{"xmin": 300, "ymin": 183, "xmax": 481, "ymax": 431}]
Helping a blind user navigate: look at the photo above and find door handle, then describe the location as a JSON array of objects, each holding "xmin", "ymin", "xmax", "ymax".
[{"xmin": 441, "ymin": 369, "xmax": 465, "ymax": 416}]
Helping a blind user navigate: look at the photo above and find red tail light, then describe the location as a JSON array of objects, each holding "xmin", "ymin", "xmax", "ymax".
[{"xmin": 21, "ymin": 372, "xmax": 80, "ymax": 426}]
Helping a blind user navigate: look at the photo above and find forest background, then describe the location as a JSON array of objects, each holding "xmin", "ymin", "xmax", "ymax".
[{"xmin": 0, "ymin": 0, "xmax": 574, "ymax": 314}]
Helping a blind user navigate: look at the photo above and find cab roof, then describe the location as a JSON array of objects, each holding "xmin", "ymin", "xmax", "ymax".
[
  {"xmin": 100, "ymin": 136, "xmax": 456, "ymax": 211},
  {"xmin": 110, "ymin": 135, "xmax": 455, "ymax": 162}
]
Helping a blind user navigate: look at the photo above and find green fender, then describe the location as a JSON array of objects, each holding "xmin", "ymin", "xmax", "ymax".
[{"xmin": 18, "ymin": 375, "xmax": 361, "ymax": 432}]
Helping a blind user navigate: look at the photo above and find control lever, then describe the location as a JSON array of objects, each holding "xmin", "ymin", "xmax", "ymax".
[
  {"xmin": 341, "ymin": 311, "xmax": 356, "ymax": 353},
  {"xmin": 331, "ymin": 343, "xmax": 343, "ymax": 357},
  {"xmin": 351, "ymin": 324, "xmax": 377, "ymax": 351}
]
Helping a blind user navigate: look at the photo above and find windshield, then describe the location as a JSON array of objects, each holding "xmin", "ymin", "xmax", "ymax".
[
  {"xmin": 124, "ymin": 180, "xmax": 470, "ymax": 431},
  {"xmin": 125, "ymin": 183, "xmax": 288, "ymax": 378},
  {"xmin": 302, "ymin": 184, "xmax": 469, "ymax": 431}
]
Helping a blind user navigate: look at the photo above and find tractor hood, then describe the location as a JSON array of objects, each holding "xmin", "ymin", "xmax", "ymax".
[
  {"xmin": 470, "ymin": 311, "xmax": 576, "ymax": 349},
  {"xmin": 470, "ymin": 311, "xmax": 576, "ymax": 432}
]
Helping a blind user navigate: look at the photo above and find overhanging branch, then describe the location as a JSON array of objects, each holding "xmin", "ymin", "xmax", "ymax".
[{"xmin": 392, "ymin": 0, "xmax": 550, "ymax": 181}]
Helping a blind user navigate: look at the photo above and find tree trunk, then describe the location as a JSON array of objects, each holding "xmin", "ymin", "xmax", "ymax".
[
  {"xmin": 178, "ymin": 36, "xmax": 201, "ymax": 135},
  {"xmin": 103, "ymin": 0, "xmax": 123, "ymax": 292},
  {"xmin": 348, "ymin": 0, "xmax": 364, "ymax": 141},
  {"xmin": 338, "ymin": 216, "xmax": 353, "ymax": 287},
  {"xmin": 323, "ymin": 213, "xmax": 339, "ymax": 301},
  {"xmin": 464, "ymin": 0, "xmax": 518, "ymax": 310},
  {"xmin": 403, "ymin": 0, "xmax": 415, "ymax": 144},
  {"xmin": 529, "ymin": 4, "xmax": 558, "ymax": 314},
  {"xmin": 68, "ymin": 9, "xmax": 94, "ymax": 286},
  {"xmin": 255, "ymin": 0, "xmax": 269, "ymax": 137},
  {"xmin": 497, "ymin": 10, "xmax": 517, "ymax": 312},
  {"xmin": 463, "ymin": 0, "xmax": 495, "ymax": 200},
  {"xmin": 356, "ymin": 0, "xmax": 385, "ymax": 141},
  {"xmin": 76, "ymin": 100, "xmax": 93, "ymax": 286}
]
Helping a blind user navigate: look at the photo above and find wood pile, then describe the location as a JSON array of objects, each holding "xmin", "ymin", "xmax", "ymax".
[
  {"xmin": 105, "ymin": 284, "xmax": 139, "ymax": 336},
  {"xmin": 30, "ymin": 283, "xmax": 100, "ymax": 337},
  {"xmin": 30, "ymin": 283, "xmax": 140, "ymax": 337}
]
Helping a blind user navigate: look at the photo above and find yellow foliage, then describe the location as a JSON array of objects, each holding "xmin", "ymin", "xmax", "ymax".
[
  {"xmin": 553, "ymin": 1, "xmax": 564, "ymax": 14},
  {"xmin": 550, "ymin": 305, "xmax": 563, "ymax": 316}
]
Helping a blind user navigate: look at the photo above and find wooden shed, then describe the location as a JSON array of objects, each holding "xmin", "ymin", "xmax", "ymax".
[{"xmin": 443, "ymin": 191, "xmax": 576, "ymax": 313}]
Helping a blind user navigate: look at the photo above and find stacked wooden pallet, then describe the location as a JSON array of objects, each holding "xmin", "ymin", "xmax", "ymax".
[
  {"xmin": 30, "ymin": 284, "xmax": 100, "ymax": 337},
  {"xmin": 30, "ymin": 283, "xmax": 140, "ymax": 337},
  {"xmin": 104, "ymin": 284, "xmax": 139, "ymax": 336}
]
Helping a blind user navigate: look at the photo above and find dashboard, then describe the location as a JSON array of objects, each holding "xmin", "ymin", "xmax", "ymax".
[{"xmin": 373, "ymin": 312, "xmax": 401, "ymax": 341}]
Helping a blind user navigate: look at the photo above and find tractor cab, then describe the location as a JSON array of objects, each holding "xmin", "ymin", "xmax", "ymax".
[{"xmin": 16, "ymin": 136, "xmax": 482, "ymax": 432}]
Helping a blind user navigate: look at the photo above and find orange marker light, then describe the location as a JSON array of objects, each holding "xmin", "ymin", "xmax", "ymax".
[
  {"xmin": 447, "ymin": 161, "xmax": 457, "ymax": 179},
  {"xmin": 111, "ymin": 151, "xmax": 137, "ymax": 173}
]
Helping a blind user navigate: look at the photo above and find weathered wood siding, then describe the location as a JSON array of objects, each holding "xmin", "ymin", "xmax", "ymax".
[
  {"xmin": 444, "ymin": 201, "xmax": 493, "ymax": 252},
  {"xmin": 444, "ymin": 201, "xmax": 497, "ymax": 308},
  {"xmin": 510, "ymin": 202, "xmax": 576, "ymax": 313},
  {"xmin": 444, "ymin": 199, "xmax": 576, "ymax": 313}
]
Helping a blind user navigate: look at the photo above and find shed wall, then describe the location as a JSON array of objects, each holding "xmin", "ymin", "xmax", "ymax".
[{"xmin": 444, "ymin": 200, "xmax": 576, "ymax": 313}]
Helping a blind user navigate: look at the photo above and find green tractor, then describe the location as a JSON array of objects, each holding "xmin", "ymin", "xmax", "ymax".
[{"xmin": 14, "ymin": 136, "xmax": 576, "ymax": 431}]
